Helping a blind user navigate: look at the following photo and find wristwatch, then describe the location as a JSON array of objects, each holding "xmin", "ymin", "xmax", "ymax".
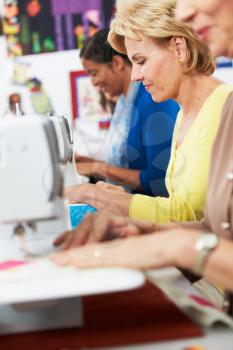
[{"xmin": 192, "ymin": 233, "xmax": 219, "ymax": 275}]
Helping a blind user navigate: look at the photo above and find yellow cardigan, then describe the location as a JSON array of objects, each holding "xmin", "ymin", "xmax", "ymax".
[{"xmin": 129, "ymin": 84, "xmax": 233, "ymax": 224}]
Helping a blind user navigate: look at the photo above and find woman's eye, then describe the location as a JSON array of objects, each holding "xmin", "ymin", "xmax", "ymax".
[{"xmin": 138, "ymin": 60, "xmax": 145, "ymax": 65}]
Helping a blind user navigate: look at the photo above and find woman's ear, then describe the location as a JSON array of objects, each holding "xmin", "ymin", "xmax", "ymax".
[
  {"xmin": 169, "ymin": 37, "xmax": 187, "ymax": 63},
  {"xmin": 111, "ymin": 55, "xmax": 125, "ymax": 71}
]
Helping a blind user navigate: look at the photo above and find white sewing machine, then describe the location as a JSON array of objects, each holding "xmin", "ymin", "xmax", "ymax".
[
  {"xmin": 0, "ymin": 114, "xmax": 81, "ymax": 259},
  {"xmin": 50, "ymin": 115, "xmax": 79, "ymax": 187},
  {"xmin": 0, "ymin": 115, "xmax": 71, "ymax": 259},
  {"xmin": 0, "ymin": 115, "xmax": 145, "ymax": 334}
]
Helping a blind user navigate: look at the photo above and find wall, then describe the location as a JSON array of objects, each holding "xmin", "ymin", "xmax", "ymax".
[
  {"xmin": 0, "ymin": 36, "xmax": 233, "ymax": 121},
  {"xmin": 0, "ymin": 37, "xmax": 83, "ymax": 119},
  {"xmin": 214, "ymin": 66, "xmax": 233, "ymax": 85}
]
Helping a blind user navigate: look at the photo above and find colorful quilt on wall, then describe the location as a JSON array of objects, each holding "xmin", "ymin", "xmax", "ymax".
[{"xmin": 2, "ymin": 0, "xmax": 115, "ymax": 56}]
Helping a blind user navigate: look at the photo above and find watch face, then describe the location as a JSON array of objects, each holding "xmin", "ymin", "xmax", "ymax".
[{"xmin": 196, "ymin": 234, "xmax": 219, "ymax": 251}]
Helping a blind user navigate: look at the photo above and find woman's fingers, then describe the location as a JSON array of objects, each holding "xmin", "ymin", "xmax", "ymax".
[
  {"xmin": 51, "ymin": 233, "xmax": 166, "ymax": 270},
  {"xmin": 54, "ymin": 211, "xmax": 160, "ymax": 250},
  {"xmin": 96, "ymin": 181, "xmax": 126, "ymax": 192},
  {"xmin": 53, "ymin": 232, "xmax": 70, "ymax": 247}
]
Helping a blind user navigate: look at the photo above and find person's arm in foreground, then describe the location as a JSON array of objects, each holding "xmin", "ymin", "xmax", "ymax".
[
  {"xmin": 54, "ymin": 209, "xmax": 205, "ymax": 250},
  {"xmin": 54, "ymin": 210, "xmax": 159, "ymax": 249},
  {"xmin": 52, "ymin": 227, "xmax": 233, "ymax": 293}
]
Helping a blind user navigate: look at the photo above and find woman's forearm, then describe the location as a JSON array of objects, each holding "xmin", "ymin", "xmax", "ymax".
[
  {"xmin": 174, "ymin": 230, "xmax": 233, "ymax": 292},
  {"xmin": 199, "ymin": 239, "xmax": 233, "ymax": 291},
  {"xmin": 75, "ymin": 155, "xmax": 95, "ymax": 163},
  {"xmin": 96, "ymin": 163, "xmax": 141, "ymax": 189},
  {"xmin": 52, "ymin": 225, "xmax": 233, "ymax": 293}
]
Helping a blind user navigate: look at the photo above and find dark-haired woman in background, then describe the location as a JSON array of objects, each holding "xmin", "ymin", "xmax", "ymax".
[{"xmin": 76, "ymin": 29, "xmax": 179, "ymax": 196}]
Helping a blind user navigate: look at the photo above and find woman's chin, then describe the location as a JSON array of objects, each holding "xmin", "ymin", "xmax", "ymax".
[{"xmin": 151, "ymin": 94, "xmax": 165, "ymax": 103}]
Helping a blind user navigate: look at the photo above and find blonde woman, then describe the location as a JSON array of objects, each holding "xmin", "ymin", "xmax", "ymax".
[
  {"xmin": 52, "ymin": 0, "xmax": 233, "ymax": 314},
  {"xmin": 63, "ymin": 0, "xmax": 233, "ymax": 227}
]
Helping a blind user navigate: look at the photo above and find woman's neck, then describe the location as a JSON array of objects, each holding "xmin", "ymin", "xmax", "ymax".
[
  {"xmin": 176, "ymin": 74, "xmax": 222, "ymax": 118},
  {"xmin": 226, "ymin": 40, "xmax": 233, "ymax": 58}
]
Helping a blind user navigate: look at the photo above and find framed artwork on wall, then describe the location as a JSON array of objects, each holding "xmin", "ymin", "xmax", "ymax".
[
  {"xmin": 2, "ymin": 0, "xmax": 115, "ymax": 57},
  {"xmin": 70, "ymin": 70, "xmax": 103, "ymax": 121}
]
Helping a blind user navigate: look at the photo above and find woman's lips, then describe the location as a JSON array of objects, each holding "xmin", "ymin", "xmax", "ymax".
[{"xmin": 144, "ymin": 84, "xmax": 153, "ymax": 91}]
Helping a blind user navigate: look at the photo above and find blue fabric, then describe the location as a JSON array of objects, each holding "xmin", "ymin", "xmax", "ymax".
[
  {"xmin": 127, "ymin": 84, "xmax": 179, "ymax": 196},
  {"xmin": 68, "ymin": 204, "xmax": 96, "ymax": 229}
]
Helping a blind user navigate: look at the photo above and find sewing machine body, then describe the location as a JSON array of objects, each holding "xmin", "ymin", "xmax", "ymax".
[
  {"xmin": 0, "ymin": 115, "xmax": 145, "ymax": 335},
  {"xmin": 0, "ymin": 116, "xmax": 70, "ymax": 258}
]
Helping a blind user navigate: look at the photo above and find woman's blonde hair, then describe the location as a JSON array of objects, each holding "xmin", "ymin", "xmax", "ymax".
[{"xmin": 108, "ymin": 0, "xmax": 215, "ymax": 75}]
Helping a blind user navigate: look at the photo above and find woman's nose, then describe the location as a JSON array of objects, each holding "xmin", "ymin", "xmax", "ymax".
[
  {"xmin": 131, "ymin": 66, "xmax": 143, "ymax": 82},
  {"xmin": 91, "ymin": 76, "xmax": 99, "ymax": 86}
]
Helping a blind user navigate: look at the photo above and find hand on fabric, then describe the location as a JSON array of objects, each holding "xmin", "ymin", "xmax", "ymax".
[
  {"xmin": 51, "ymin": 228, "xmax": 197, "ymax": 270},
  {"xmin": 64, "ymin": 184, "xmax": 85, "ymax": 204},
  {"xmin": 54, "ymin": 210, "xmax": 157, "ymax": 250},
  {"xmin": 51, "ymin": 227, "xmax": 233, "ymax": 294},
  {"xmin": 64, "ymin": 183, "xmax": 133, "ymax": 215}
]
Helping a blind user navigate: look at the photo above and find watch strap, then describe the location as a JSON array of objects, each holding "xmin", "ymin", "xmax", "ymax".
[{"xmin": 192, "ymin": 249, "xmax": 210, "ymax": 275}]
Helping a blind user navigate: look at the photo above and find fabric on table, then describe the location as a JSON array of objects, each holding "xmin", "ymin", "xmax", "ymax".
[{"xmin": 68, "ymin": 204, "xmax": 96, "ymax": 229}]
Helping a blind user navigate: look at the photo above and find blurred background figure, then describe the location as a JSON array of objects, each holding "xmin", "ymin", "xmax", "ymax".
[
  {"xmin": 5, "ymin": 92, "xmax": 24, "ymax": 117},
  {"xmin": 27, "ymin": 78, "xmax": 53, "ymax": 115}
]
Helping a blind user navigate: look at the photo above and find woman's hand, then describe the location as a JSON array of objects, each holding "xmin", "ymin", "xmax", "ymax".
[
  {"xmin": 64, "ymin": 184, "xmax": 87, "ymax": 204},
  {"xmin": 54, "ymin": 210, "xmax": 157, "ymax": 250},
  {"xmin": 76, "ymin": 161, "xmax": 105, "ymax": 177},
  {"xmin": 52, "ymin": 228, "xmax": 233, "ymax": 294},
  {"xmin": 64, "ymin": 183, "xmax": 133, "ymax": 215},
  {"xmin": 51, "ymin": 229, "xmax": 194, "ymax": 270},
  {"xmin": 96, "ymin": 181, "xmax": 126, "ymax": 192},
  {"xmin": 75, "ymin": 155, "xmax": 94, "ymax": 163}
]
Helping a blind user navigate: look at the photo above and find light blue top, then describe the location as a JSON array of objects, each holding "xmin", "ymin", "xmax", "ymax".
[{"xmin": 106, "ymin": 82, "xmax": 140, "ymax": 168}]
